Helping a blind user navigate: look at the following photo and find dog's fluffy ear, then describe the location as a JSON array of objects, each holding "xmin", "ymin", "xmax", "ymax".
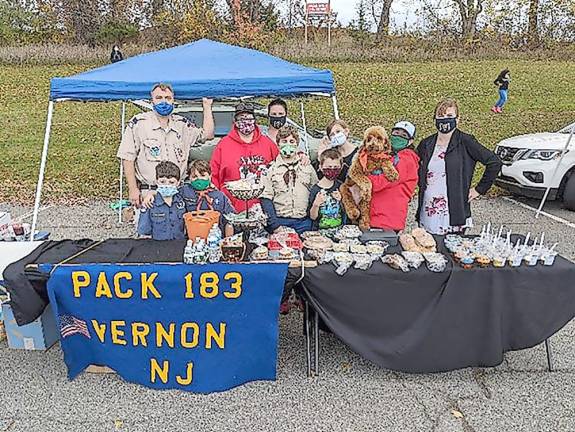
[{"xmin": 363, "ymin": 126, "xmax": 389, "ymax": 149}]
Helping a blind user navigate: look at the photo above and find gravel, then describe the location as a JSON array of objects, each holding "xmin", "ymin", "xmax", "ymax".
[{"xmin": 1, "ymin": 197, "xmax": 574, "ymax": 432}]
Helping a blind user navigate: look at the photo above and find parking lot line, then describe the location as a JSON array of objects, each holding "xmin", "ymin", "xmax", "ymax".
[{"xmin": 503, "ymin": 197, "xmax": 575, "ymax": 229}]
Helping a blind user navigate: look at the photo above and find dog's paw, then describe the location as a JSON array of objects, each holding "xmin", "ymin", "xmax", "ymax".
[{"xmin": 348, "ymin": 208, "xmax": 360, "ymax": 220}]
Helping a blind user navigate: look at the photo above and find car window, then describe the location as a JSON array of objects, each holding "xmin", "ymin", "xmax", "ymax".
[{"xmin": 179, "ymin": 111, "xmax": 234, "ymax": 137}]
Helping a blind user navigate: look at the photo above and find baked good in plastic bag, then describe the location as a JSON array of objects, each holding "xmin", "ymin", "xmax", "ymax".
[
  {"xmin": 381, "ymin": 254, "xmax": 410, "ymax": 272},
  {"xmin": 412, "ymin": 228, "xmax": 437, "ymax": 252},
  {"xmin": 422, "ymin": 252, "xmax": 448, "ymax": 272},
  {"xmin": 353, "ymin": 254, "xmax": 374, "ymax": 270},
  {"xmin": 401, "ymin": 251, "xmax": 425, "ymax": 269},
  {"xmin": 333, "ymin": 252, "xmax": 354, "ymax": 276}
]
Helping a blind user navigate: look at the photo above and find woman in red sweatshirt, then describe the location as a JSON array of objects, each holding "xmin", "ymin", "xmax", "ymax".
[
  {"xmin": 210, "ymin": 103, "xmax": 279, "ymax": 212},
  {"xmin": 368, "ymin": 121, "xmax": 419, "ymax": 231}
]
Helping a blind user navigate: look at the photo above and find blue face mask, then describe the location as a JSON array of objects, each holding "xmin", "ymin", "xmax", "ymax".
[
  {"xmin": 157, "ymin": 185, "xmax": 178, "ymax": 198},
  {"xmin": 435, "ymin": 117, "xmax": 457, "ymax": 134},
  {"xmin": 330, "ymin": 131, "xmax": 347, "ymax": 148},
  {"xmin": 153, "ymin": 101, "xmax": 174, "ymax": 117}
]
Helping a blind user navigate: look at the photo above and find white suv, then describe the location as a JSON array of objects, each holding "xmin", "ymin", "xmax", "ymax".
[{"xmin": 494, "ymin": 121, "xmax": 575, "ymax": 210}]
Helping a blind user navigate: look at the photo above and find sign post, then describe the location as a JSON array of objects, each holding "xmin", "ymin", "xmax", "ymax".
[{"xmin": 305, "ymin": 1, "xmax": 332, "ymax": 46}]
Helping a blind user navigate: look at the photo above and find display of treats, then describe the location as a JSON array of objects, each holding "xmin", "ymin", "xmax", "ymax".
[
  {"xmin": 381, "ymin": 254, "xmax": 410, "ymax": 272},
  {"xmin": 401, "ymin": 251, "xmax": 425, "ymax": 269},
  {"xmin": 333, "ymin": 252, "xmax": 354, "ymax": 276},
  {"xmin": 303, "ymin": 235, "xmax": 333, "ymax": 251},
  {"xmin": 445, "ymin": 224, "xmax": 558, "ymax": 269},
  {"xmin": 251, "ymin": 246, "xmax": 269, "ymax": 261}
]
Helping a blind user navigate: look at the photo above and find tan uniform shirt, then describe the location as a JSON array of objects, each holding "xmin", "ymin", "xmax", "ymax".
[
  {"xmin": 117, "ymin": 111, "xmax": 204, "ymax": 186},
  {"xmin": 261, "ymin": 155, "xmax": 318, "ymax": 219}
]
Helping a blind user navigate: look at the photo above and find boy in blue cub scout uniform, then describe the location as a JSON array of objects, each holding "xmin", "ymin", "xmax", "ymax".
[
  {"xmin": 181, "ymin": 160, "xmax": 235, "ymax": 237},
  {"xmin": 138, "ymin": 161, "xmax": 186, "ymax": 240}
]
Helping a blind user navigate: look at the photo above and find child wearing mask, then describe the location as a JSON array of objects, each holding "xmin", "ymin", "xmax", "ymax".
[
  {"xmin": 308, "ymin": 148, "xmax": 346, "ymax": 230},
  {"xmin": 211, "ymin": 103, "xmax": 279, "ymax": 212},
  {"xmin": 181, "ymin": 160, "xmax": 235, "ymax": 237},
  {"xmin": 260, "ymin": 125, "xmax": 318, "ymax": 234},
  {"xmin": 138, "ymin": 161, "xmax": 186, "ymax": 240},
  {"xmin": 316, "ymin": 119, "xmax": 358, "ymax": 182}
]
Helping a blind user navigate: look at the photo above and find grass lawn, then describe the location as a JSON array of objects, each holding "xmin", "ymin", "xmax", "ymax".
[{"xmin": 0, "ymin": 60, "xmax": 574, "ymax": 203}]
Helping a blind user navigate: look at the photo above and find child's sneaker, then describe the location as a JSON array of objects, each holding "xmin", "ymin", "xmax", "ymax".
[
  {"xmin": 491, "ymin": 106, "xmax": 498, "ymax": 113},
  {"xmin": 496, "ymin": 107, "xmax": 503, "ymax": 113}
]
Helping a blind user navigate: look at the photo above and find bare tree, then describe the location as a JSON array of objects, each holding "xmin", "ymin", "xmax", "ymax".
[
  {"xmin": 452, "ymin": 0, "xmax": 484, "ymax": 40},
  {"xmin": 527, "ymin": 0, "xmax": 539, "ymax": 44},
  {"xmin": 376, "ymin": 0, "xmax": 394, "ymax": 38}
]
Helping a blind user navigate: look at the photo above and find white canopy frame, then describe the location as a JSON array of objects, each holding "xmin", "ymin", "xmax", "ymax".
[{"xmin": 30, "ymin": 93, "xmax": 342, "ymax": 237}]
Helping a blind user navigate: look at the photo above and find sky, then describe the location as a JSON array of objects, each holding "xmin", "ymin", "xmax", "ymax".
[{"xmin": 327, "ymin": 0, "xmax": 419, "ymax": 28}]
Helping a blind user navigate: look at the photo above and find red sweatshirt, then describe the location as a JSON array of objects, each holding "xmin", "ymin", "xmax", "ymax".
[
  {"xmin": 368, "ymin": 149, "xmax": 420, "ymax": 231},
  {"xmin": 211, "ymin": 126, "xmax": 279, "ymax": 212}
]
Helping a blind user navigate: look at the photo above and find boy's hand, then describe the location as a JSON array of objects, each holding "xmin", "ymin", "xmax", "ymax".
[
  {"xmin": 332, "ymin": 190, "xmax": 342, "ymax": 201},
  {"xmin": 129, "ymin": 188, "xmax": 141, "ymax": 208},
  {"xmin": 142, "ymin": 193, "xmax": 156, "ymax": 209},
  {"xmin": 298, "ymin": 152, "xmax": 311, "ymax": 166},
  {"xmin": 313, "ymin": 191, "xmax": 327, "ymax": 207}
]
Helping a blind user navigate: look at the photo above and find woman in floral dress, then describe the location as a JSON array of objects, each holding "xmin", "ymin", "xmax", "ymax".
[{"xmin": 416, "ymin": 98, "xmax": 502, "ymax": 235}]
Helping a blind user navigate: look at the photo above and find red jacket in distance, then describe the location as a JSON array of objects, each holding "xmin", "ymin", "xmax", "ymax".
[
  {"xmin": 210, "ymin": 126, "xmax": 279, "ymax": 212},
  {"xmin": 368, "ymin": 149, "xmax": 420, "ymax": 231}
]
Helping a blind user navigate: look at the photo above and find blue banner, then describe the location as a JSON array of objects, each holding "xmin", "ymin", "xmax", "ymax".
[{"xmin": 45, "ymin": 263, "xmax": 288, "ymax": 393}]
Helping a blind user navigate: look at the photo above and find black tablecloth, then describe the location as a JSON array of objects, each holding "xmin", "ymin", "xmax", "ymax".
[
  {"xmin": 3, "ymin": 239, "xmax": 188, "ymax": 325},
  {"xmin": 299, "ymin": 243, "xmax": 575, "ymax": 373}
]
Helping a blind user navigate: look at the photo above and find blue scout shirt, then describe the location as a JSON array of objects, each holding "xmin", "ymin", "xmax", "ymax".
[
  {"xmin": 137, "ymin": 193, "xmax": 186, "ymax": 240},
  {"xmin": 180, "ymin": 184, "xmax": 235, "ymax": 231}
]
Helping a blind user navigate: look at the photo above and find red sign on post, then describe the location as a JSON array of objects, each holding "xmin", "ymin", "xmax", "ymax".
[{"xmin": 306, "ymin": 2, "xmax": 330, "ymax": 16}]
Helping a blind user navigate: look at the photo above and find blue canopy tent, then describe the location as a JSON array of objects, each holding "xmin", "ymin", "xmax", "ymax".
[{"xmin": 32, "ymin": 39, "xmax": 339, "ymax": 234}]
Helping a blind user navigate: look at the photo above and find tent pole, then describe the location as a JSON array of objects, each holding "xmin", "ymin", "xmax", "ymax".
[
  {"xmin": 536, "ymin": 125, "xmax": 574, "ymax": 218},
  {"xmin": 31, "ymin": 101, "xmax": 55, "ymax": 240},
  {"xmin": 331, "ymin": 95, "xmax": 340, "ymax": 120},
  {"xmin": 300, "ymin": 100, "xmax": 310, "ymax": 156},
  {"xmin": 118, "ymin": 102, "xmax": 126, "ymax": 224}
]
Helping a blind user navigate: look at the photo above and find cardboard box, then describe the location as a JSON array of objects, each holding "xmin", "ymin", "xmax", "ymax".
[{"xmin": 1, "ymin": 302, "xmax": 59, "ymax": 350}]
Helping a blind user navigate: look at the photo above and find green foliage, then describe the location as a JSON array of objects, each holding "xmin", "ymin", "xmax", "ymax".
[
  {"xmin": 95, "ymin": 21, "xmax": 139, "ymax": 45},
  {"xmin": 0, "ymin": 60, "xmax": 574, "ymax": 202}
]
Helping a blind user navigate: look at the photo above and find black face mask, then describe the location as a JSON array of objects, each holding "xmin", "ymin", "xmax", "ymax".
[
  {"xmin": 269, "ymin": 115, "xmax": 287, "ymax": 129},
  {"xmin": 435, "ymin": 117, "xmax": 457, "ymax": 134}
]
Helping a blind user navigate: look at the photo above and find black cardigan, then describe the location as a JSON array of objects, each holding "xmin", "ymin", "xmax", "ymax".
[{"xmin": 416, "ymin": 129, "xmax": 502, "ymax": 226}]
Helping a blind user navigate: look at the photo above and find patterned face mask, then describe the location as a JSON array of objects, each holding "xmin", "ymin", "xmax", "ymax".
[{"xmin": 236, "ymin": 118, "xmax": 256, "ymax": 135}]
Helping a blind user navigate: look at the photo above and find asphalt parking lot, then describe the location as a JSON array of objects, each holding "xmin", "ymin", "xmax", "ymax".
[{"xmin": 1, "ymin": 197, "xmax": 574, "ymax": 432}]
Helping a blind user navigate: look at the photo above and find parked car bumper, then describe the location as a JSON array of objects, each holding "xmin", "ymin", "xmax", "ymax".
[{"xmin": 494, "ymin": 176, "xmax": 558, "ymax": 200}]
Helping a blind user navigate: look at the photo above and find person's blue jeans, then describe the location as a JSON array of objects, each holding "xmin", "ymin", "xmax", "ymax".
[
  {"xmin": 495, "ymin": 89, "xmax": 508, "ymax": 108},
  {"xmin": 275, "ymin": 217, "xmax": 312, "ymax": 235}
]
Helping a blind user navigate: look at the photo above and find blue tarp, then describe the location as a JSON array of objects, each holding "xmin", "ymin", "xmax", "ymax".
[{"xmin": 49, "ymin": 39, "xmax": 335, "ymax": 101}]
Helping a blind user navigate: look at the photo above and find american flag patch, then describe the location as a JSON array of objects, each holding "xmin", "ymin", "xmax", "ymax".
[{"xmin": 59, "ymin": 315, "xmax": 91, "ymax": 339}]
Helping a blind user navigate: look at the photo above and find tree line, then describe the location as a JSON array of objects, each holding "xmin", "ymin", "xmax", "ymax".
[{"xmin": 0, "ymin": 0, "xmax": 573, "ymax": 48}]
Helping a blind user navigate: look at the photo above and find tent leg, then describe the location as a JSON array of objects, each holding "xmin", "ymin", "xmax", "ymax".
[
  {"xmin": 536, "ymin": 126, "xmax": 574, "ymax": 218},
  {"xmin": 118, "ymin": 102, "xmax": 126, "ymax": 224},
  {"xmin": 331, "ymin": 95, "xmax": 340, "ymax": 120},
  {"xmin": 300, "ymin": 101, "xmax": 310, "ymax": 156},
  {"xmin": 30, "ymin": 101, "xmax": 55, "ymax": 239}
]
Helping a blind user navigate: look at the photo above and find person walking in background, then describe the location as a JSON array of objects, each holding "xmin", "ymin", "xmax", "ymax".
[{"xmin": 491, "ymin": 69, "xmax": 511, "ymax": 114}]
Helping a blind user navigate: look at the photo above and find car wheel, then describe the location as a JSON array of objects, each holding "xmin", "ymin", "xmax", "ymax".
[{"xmin": 563, "ymin": 173, "xmax": 575, "ymax": 211}]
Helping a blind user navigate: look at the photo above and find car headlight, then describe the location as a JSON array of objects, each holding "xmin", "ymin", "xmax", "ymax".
[{"xmin": 519, "ymin": 149, "xmax": 566, "ymax": 161}]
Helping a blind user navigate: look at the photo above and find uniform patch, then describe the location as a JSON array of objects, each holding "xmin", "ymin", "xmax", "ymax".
[{"xmin": 150, "ymin": 146, "xmax": 161, "ymax": 157}]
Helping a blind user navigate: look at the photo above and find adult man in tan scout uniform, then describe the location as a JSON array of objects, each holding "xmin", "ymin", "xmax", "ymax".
[{"xmin": 117, "ymin": 83, "xmax": 215, "ymax": 208}]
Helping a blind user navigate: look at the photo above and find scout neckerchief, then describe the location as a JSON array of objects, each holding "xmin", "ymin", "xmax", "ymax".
[{"xmin": 196, "ymin": 188, "xmax": 215, "ymax": 211}]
